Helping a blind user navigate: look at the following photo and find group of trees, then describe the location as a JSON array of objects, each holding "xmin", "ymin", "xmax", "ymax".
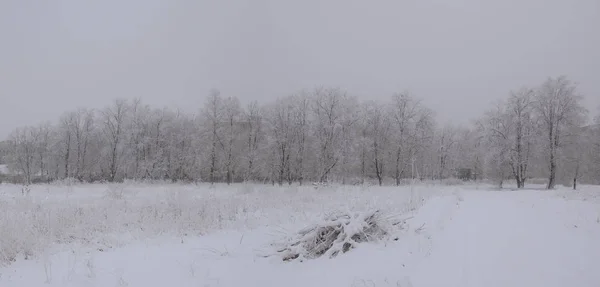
[
  {"xmin": 3, "ymin": 76, "xmax": 599, "ymax": 188},
  {"xmin": 478, "ymin": 76, "xmax": 596, "ymax": 189}
]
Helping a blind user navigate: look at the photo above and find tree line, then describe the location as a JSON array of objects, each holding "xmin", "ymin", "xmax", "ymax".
[{"xmin": 3, "ymin": 76, "xmax": 599, "ymax": 188}]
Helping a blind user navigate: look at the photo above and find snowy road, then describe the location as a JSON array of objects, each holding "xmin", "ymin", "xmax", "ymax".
[{"xmin": 2, "ymin": 189, "xmax": 599, "ymax": 287}]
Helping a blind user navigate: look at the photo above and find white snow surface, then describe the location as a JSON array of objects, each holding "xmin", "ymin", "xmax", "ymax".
[{"xmin": 1, "ymin": 183, "xmax": 600, "ymax": 287}]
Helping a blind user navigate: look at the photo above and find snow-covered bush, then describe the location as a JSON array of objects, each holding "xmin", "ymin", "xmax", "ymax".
[{"xmin": 272, "ymin": 210, "xmax": 402, "ymax": 261}]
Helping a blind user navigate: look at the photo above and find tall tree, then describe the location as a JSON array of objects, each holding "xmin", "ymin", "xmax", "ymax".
[
  {"xmin": 35, "ymin": 123, "xmax": 52, "ymax": 181},
  {"xmin": 535, "ymin": 76, "xmax": 586, "ymax": 189},
  {"xmin": 481, "ymin": 102, "xmax": 512, "ymax": 187},
  {"xmin": 102, "ymin": 99, "xmax": 129, "ymax": 182},
  {"xmin": 362, "ymin": 101, "xmax": 391, "ymax": 186},
  {"xmin": 389, "ymin": 92, "xmax": 433, "ymax": 185},
  {"xmin": 202, "ymin": 89, "xmax": 224, "ymax": 184},
  {"xmin": 222, "ymin": 96, "xmax": 241, "ymax": 184},
  {"xmin": 506, "ymin": 88, "xmax": 536, "ymax": 188},
  {"xmin": 267, "ymin": 99, "xmax": 294, "ymax": 185},
  {"xmin": 243, "ymin": 101, "xmax": 264, "ymax": 182},
  {"xmin": 437, "ymin": 125, "xmax": 458, "ymax": 179},
  {"xmin": 312, "ymin": 87, "xmax": 347, "ymax": 182},
  {"xmin": 290, "ymin": 93, "xmax": 310, "ymax": 185},
  {"xmin": 71, "ymin": 108, "xmax": 95, "ymax": 180},
  {"xmin": 9, "ymin": 127, "xmax": 38, "ymax": 184},
  {"xmin": 59, "ymin": 112, "xmax": 75, "ymax": 179}
]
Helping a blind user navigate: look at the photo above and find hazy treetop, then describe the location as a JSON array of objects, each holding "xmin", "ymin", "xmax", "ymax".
[{"xmin": 1, "ymin": 0, "xmax": 599, "ymax": 138}]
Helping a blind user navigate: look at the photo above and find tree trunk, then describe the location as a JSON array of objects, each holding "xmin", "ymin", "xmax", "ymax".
[
  {"xmin": 547, "ymin": 124, "xmax": 558, "ymax": 190},
  {"xmin": 278, "ymin": 146, "xmax": 286, "ymax": 186},
  {"xmin": 109, "ymin": 141, "xmax": 118, "ymax": 182},
  {"xmin": 361, "ymin": 146, "xmax": 366, "ymax": 185},
  {"xmin": 547, "ymin": 146, "xmax": 556, "ymax": 189},
  {"xmin": 374, "ymin": 141, "xmax": 383, "ymax": 186},
  {"xmin": 516, "ymin": 178, "xmax": 525, "ymax": 189},
  {"xmin": 64, "ymin": 132, "xmax": 71, "ymax": 179},
  {"xmin": 395, "ymin": 146, "xmax": 401, "ymax": 186}
]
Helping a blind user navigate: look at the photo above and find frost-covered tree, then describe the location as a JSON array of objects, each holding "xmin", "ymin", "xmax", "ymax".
[
  {"xmin": 59, "ymin": 112, "xmax": 76, "ymax": 179},
  {"xmin": 506, "ymin": 88, "xmax": 536, "ymax": 187},
  {"xmin": 312, "ymin": 87, "xmax": 348, "ymax": 183},
  {"xmin": 290, "ymin": 93, "xmax": 311, "ymax": 185},
  {"xmin": 266, "ymin": 98, "xmax": 294, "ymax": 185},
  {"xmin": 222, "ymin": 96, "xmax": 242, "ymax": 184},
  {"xmin": 453, "ymin": 127, "xmax": 484, "ymax": 181},
  {"xmin": 101, "ymin": 99, "xmax": 129, "ymax": 182},
  {"xmin": 436, "ymin": 125, "xmax": 459, "ymax": 179},
  {"xmin": 337, "ymin": 96, "xmax": 360, "ymax": 185},
  {"xmin": 480, "ymin": 102, "xmax": 512, "ymax": 187},
  {"xmin": 4, "ymin": 80, "xmax": 598, "ymax": 186},
  {"xmin": 389, "ymin": 92, "xmax": 434, "ymax": 185},
  {"xmin": 165, "ymin": 110, "xmax": 198, "ymax": 182},
  {"xmin": 70, "ymin": 108, "xmax": 95, "ymax": 180},
  {"xmin": 34, "ymin": 123, "xmax": 52, "ymax": 181},
  {"xmin": 201, "ymin": 89, "xmax": 224, "ymax": 184},
  {"xmin": 593, "ymin": 109, "xmax": 600, "ymax": 183},
  {"xmin": 8, "ymin": 127, "xmax": 38, "ymax": 184},
  {"xmin": 362, "ymin": 101, "xmax": 391, "ymax": 186},
  {"xmin": 535, "ymin": 76, "xmax": 587, "ymax": 189},
  {"xmin": 242, "ymin": 101, "xmax": 264, "ymax": 182},
  {"xmin": 562, "ymin": 124, "xmax": 593, "ymax": 189}
]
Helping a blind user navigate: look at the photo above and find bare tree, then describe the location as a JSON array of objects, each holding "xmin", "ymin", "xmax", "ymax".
[
  {"xmin": 166, "ymin": 110, "xmax": 198, "ymax": 182},
  {"xmin": 312, "ymin": 87, "xmax": 347, "ymax": 183},
  {"xmin": 290, "ymin": 93, "xmax": 310, "ymax": 185},
  {"xmin": 59, "ymin": 112, "xmax": 76, "ymax": 179},
  {"xmin": 480, "ymin": 103, "xmax": 512, "ymax": 187},
  {"xmin": 506, "ymin": 88, "xmax": 536, "ymax": 188},
  {"xmin": 594, "ymin": 108, "xmax": 600, "ymax": 183},
  {"xmin": 535, "ymin": 76, "xmax": 587, "ymax": 189},
  {"xmin": 222, "ymin": 96, "xmax": 241, "ymax": 184},
  {"xmin": 243, "ymin": 101, "xmax": 264, "ymax": 182},
  {"xmin": 563, "ymin": 125, "xmax": 592, "ymax": 189},
  {"xmin": 362, "ymin": 101, "xmax": 391, "ymax": 186},
  {"xmin": 102, "ymin": 99, "xmax": 129, "ymax": 182},
  {"xmin": 127, "ymin": 99, "xmax": 148, "ymax": 179},
  {"xmin": 437, "ymin": 125, "xmax": 459, "ymax": 179},
  {"xmin": 146, "ymin": 108, "xmax": 169, "ymax": 179},
  {"xmin": 70, "ymin": 108, "xmax": 95, "ymax": 180},
  {"xmin": 35, "ymin": 123, "xmax": 52, "ymax": 181},
  {"xmin": 5, "ymin": 79, "xmax": 598, "ymax": 186},
  {"xmin": 202, "ymin": 89, "xmax": 224, "ymax": 184},
  {"xmin": 338, "ymin": 96, "xmax": 360, "ymax": 185},
  {"xmin": 389, "ymin": 92, "xmax": 433, "ymax": 185},
  {"xmin": 9, "ymin": 127, "xmax": 38, "ymax": 184},
  {"xmin": 266, "ymin": 99, "xmax": 294, "ymax": 185}
]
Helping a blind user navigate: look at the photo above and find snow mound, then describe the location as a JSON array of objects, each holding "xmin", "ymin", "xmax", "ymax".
[{"xmin": 272, "ymin": 210, "xmax": 402, "ymax": 262}]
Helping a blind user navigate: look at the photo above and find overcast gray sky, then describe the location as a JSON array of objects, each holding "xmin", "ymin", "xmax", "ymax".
[{"xmin": 1, "ymin": 0, "xmax": 599, "ymax": 138}]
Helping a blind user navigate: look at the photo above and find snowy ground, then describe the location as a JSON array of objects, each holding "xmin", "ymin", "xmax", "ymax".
[{"xmin": 1, "ymin": 182, "xmax": 599, "ymax": 287}]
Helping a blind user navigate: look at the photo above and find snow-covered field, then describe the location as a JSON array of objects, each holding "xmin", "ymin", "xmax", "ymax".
[{"xmin": 1, "ymin": 182, "xmax": 599, "ymax": 287}]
